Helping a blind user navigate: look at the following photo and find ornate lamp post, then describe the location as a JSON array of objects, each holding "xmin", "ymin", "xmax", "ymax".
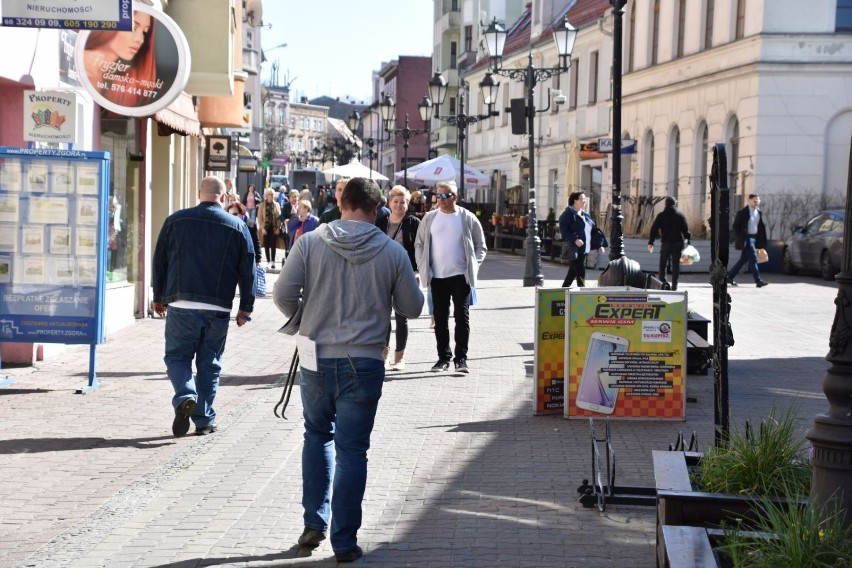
[
  {"xmin": 426, "ymin": 70, "xmax": 500, "ymax": 201},
  {"xmin": 347, "ymin": 110, "xmax": 381, "ymax": 178},
  {"xmin": 483, "ymin": 16, "xmax": 578, "ymax": 287},
  {"xmin": 380, "ymin": 93, "xmax": 433, "ymax": 188}
]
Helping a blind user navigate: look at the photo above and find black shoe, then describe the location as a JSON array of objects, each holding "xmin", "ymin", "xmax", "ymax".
[
  {"xmin": 727, "ymin": 278, "xmax": 738, "ymax": 287},
  {"xmin": 194, "ymin": 424, "xmax": 218, "ymax": 436},
  {"xmin": 271, "ymin": 263, "xmax": 276, "ymax": 269},
  {"xmin": 430, "ymin": 360, "xmax": 450, "ymax": 372},
  {"xmin": 297, "ymin": 527, "xmax": 326, "ymax": 549},
  {"xmin": 756, "ymin": 280, "xmax": 769, "ymax": 288},
  {"xmin": 335, "ymin": 546, "xmax": 363, "ymax": 563},
  {"xmin": 454, "ymin": 359, "xmax": 469, "ymax": 374},
  {"xmin": 172, "ymin": 399, "xmax": 197, "ymax": 437}
]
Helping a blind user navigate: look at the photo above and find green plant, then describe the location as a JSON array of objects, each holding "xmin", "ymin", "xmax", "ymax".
[
  {"xmin": 699, "ymin": 405, "xmax": 812, "ymax": 497},
  {"xmin": 719, "ymin": 491, "xmax": 852, "ymax": 567}
]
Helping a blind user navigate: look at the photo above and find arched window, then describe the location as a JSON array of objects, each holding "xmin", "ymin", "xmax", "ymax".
[
  {"xmin": 668, "ymin": 127, "xmax": 680, "ymax": 198},
  {"xmin": 695, "ymin": 121, "xmax": 709, "ymax": 213},
  {"xmin": 727, "ymin": 117, "xmax": 740, "ymax": 193},
  {"xmin": 643, "ymin": 130, "xmax": 655, "ymax": 197}
]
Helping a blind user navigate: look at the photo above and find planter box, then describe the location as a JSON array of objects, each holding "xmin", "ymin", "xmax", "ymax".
[{"xmin": 653, "ymin": 450, "xmax": 806, "ymax": 568}]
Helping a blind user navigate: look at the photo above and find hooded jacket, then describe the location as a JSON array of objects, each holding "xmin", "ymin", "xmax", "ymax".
[{"xmin": 273, "ymin": 219, "xmax": 424, "ymax": 360}]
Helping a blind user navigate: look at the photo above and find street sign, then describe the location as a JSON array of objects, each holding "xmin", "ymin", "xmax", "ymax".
[
  {"xmin": 1, "ymin": 0, "xmax": 133, "ymax": 31},
  {"xmin": 597, "ymin": 138, "xmax": 637, "ymax": 154}
]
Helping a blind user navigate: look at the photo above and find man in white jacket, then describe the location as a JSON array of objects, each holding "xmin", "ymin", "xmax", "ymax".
[
  {"xmin": 414, "ymin": 180, "xmax": 487, "ymax": 374},
  {"xmin": 273, "ymin": 177, "xmax": 423, "ymax": 562}
]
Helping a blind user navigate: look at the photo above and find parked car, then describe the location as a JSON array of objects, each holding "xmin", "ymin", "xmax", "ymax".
[{"xmin": 782, "ymin": 209, "xmax": 844, "ymax": 280}]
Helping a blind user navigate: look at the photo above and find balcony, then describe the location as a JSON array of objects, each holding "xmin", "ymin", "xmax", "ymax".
[{"xmin": 437, "ymin": 9, "xmax": 460, "ymax": 33}]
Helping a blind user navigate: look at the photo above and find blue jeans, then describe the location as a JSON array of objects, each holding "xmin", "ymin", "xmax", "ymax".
[
  {"xmin": 163, "ymin": 307, "xmax": 230, "ymax": 428},
  {"xmin": 728, "ymin": 235, "xmax": 761, "ymax": 283},
  {"xmin": 300, "ymin": 357, "xmax": 384, "ymax": 554}
]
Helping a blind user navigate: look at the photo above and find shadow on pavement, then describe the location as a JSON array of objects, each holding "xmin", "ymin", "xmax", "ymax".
[
  {"xmin": 144, "ymin": 545, "xmax": 336, "ymax": 567},
  {"xmin": 0, "ymin": 388, "xmax": 54, "ymax": 395},
  {"xmin": 0, "ymin": 436, "xmax": 176, "ymax": 454}
]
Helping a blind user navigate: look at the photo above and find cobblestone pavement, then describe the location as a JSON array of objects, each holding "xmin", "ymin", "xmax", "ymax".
[{"xmin": 0, "ymin": 253, "xmax": 837, "ymax": 567}]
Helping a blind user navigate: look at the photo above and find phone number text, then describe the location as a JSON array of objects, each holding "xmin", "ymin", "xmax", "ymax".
[{"xmin": 2, "ymin": 18, "xmax": 130, "ymax": 30}]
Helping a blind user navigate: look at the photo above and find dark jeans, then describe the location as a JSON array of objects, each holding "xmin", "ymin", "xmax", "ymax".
[
  {"xmin": 728, "ymin": 235, "xmax": 761, "ymax": 283},
  {"xmin": 262, "ymin": 231, "xmax": 277, "ymax": 263},
  {"xmin": 163, "ymin": 307, "xmax": 230, "ymax": 428},
  {"xmin": 431, "ymin": 274, "xmax": 471, "ymax": 363},
  {"xmin": 384, "ymin": 311, "xmax": 409, "ymax": 352},
  {"xmin": 561, "ymin": 253, "xmax": 588, "ymax": 287},
  {"xmin": 659, "ymin": 242, "xmax": 684, "ymax": 289}
]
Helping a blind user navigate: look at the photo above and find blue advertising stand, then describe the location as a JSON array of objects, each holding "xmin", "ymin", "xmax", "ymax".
[{"xmin": 0, "ymin": 147, "xmax": 110, "ymax": 392}]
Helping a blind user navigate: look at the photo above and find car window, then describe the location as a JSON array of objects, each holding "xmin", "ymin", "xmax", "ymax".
[
  {"xmin": 816, "ymin": 217, "xmax": 835, "ymax": 233},
  {"xmin": 804, "ymin": 215, "xmax": 825, "ymax": 233}
]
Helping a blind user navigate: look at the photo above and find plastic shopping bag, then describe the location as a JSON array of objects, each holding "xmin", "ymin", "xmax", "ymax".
[
  {"xmin": 255, "ymin": 265, "xmax": 267, "ymax": 297},
  {"xmin": 680, "ymin": 244, "xmax": 700, "ymax": 265}
]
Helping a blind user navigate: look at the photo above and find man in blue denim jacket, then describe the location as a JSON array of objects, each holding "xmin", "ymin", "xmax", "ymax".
[{"xmin": 152, "ymin": 176, "xmax": 256, "ymax": 437}]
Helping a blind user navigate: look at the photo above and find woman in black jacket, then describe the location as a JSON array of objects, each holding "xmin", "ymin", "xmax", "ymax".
[
  {"xmin": 558, "ymin": 191, "xmax": 608, "ymax": 288},
  {"xmin": 376, "ymin": 185, "xmax": 421, "ymax": 371}
]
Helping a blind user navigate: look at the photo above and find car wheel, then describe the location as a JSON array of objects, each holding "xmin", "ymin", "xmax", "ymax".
[
  {"xmin": 782, "ymin": 247, "xmax": 797, "ymax": 275},
  {"xmin": 820, "ymin": 250, "xmax": 836, "ymax": 280}
]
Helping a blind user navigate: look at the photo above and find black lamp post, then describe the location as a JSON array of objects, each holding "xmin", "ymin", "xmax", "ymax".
[
  {"xmin": 483, "ymin": 15, "xmax": 578, "ymax": 287},
  {"xmin": 380, "ymin": 93, "xmax": 433, "ymax": 188},
  {"xmin": 347, "ymin": 110, "xmax": 381, "ymax": 178},
  {"xmin": 426, "ymin": 70, "xmax": 500, "ymax": 201}
]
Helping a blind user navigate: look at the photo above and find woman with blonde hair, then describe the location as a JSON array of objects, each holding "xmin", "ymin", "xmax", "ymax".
[
  {"xmin": 257, "ymin": 188, "xmax": 282, "ymax": 269},
  {"xmin": 375, "ymin": 185, "xmax": 421, "ymax": 370}
]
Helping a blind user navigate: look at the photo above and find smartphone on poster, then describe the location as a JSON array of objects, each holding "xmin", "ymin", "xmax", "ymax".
[{"xmin": 575, "ymin": 332, "xmax": 629, "ymax": 415}]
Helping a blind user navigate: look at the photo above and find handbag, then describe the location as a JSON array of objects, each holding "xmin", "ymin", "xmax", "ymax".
[
  {"xmin": 255, "ymin": 265, "xmax": 267, "ymax": 297},
  {"xmin": 756, "ymin": 248, "xmax": 769, "ymax": 264},
  {"xmin": 276, "ymin": 234, "xmax": 287, "ymax": 250},
  {"xmin": 560, "ymin": 243, "xmax": 577, "ymax": 261}
]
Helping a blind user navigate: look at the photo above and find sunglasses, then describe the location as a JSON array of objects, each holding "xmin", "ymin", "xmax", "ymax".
[{"xmin": 435, "ymin": 192, "xmax": 454, "ymax": 199}]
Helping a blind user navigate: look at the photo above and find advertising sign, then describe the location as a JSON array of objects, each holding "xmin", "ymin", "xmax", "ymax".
[
  {"xmin": 23, "ymin": 90, "xmax": 77, "ymax": 143},
  {"xmin": 73, "ymin": 2, "xmax": 190, "ymax": 117},
  {"xmin": 0, "ymin": 147, "xmax": 109, "ymax": 345},
  {"xmin": 533, "ymin": 288, "xmax": 568, "ymax": 415},
  {"xmin": 597, "ymin": 138, "xmax": 637, "ymax": 154},
  {"xmin": 1, "ymin": 0, "xmax": 133, "ymax": 30},
  {"xmin": 564, "ymin": 290, "xmax": 686, "ymax": 421},
  {"xmin": 205, "ymin": 135, "xmax": 232, "ymax": 172}
]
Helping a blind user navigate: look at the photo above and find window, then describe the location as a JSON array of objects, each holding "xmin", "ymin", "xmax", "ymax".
[
  {"xmin": 449, "ymin": 96, "xmax": 456, "ymax": 115},
  {"xmin": 588, "ymin": 51, "xmax": 598, "ymax": 104},
  {"xmin": 728, "ymin": 119, "xmax": 740, "ymax": 192},
  {"xmin": 704, "ymin": 0, "xmax": 715, "ymax": 50},
  {"xmin": 290, "ymin": 117, "xmax": 296, "ymax": 129},
  {"xmin": 735, "ymin": 0, "xmax": 746, "ymax": 39},
  {"xmin": 839, "ymin": 0, "xmax": 852, "ymax": 31},
  {"xmin": 464, "ymin": 26, "xmax": 472, "ymax": 53},
  {"xmin": 450, "ymin": 42, "xmax": 457, "ymax": 69},
  {"xmin": 696, "ymin": 121, "xmax": 709, "ymax": 208},
  {"xmin": 570, "ymin": 58, "xmax": 579, "ymax": 109},
  {"xmin": 668, "ymin": 127, "xmax": 680, "ymax": 198},
  {"xmin": 677, "ymin": 0, "xmax": 686, "ymax": 57},
  {"xmin": 643, "ymin": 131, "xmax": 655, "ymax": 197},
  {"xmin": 278, "ymin": 107, "xmax": 285, "ymax": 124},
  {"xmin": 651, "ymin": 0, "xmax": 660, "ymax": 65},
  {"xmin": 502, "ymin": 87, "xmax": 509, "ymax": 126}
]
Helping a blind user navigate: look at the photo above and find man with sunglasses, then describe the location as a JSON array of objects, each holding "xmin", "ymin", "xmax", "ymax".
[{"xmin": 415, "ymin": 181, "xmax": 487, "ymax": 374}]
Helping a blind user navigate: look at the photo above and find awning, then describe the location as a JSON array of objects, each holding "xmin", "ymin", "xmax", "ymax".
[{"xmin": 154, "ymin": 92, "xmax": 201, "ymax": 137}]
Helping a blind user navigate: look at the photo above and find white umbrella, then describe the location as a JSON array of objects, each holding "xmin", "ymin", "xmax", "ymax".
[
  {"xmin": 323, "ymin": 160, "xmax": 388, "ymax": 181},
  {"xmin": 395, "ymin": 154, "xmax": 489, "ymax": 188}
]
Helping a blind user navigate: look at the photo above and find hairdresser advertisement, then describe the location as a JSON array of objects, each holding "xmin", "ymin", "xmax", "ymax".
[{"xmin": 74, "ymin": 2, "xmax": 190, "ymax": 117}]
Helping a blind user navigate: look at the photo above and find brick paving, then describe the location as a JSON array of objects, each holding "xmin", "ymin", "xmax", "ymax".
[{"xmin": 0, "ymin": 253, "xmax": 837, "ymax": 567}]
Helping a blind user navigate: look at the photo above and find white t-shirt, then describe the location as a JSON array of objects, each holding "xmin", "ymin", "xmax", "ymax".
[{"xmin": 429, "ymin": 209, "xmax": 466, "ymax": 279}]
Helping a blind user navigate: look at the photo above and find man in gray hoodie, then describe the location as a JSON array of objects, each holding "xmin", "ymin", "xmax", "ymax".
[{"xmin": 273, "ymin": 177, "xmax": 423, "ymax": 562}]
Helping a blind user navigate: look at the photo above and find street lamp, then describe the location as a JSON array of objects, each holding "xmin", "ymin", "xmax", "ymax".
[
  {"xmin": 483, "ymin": 15, "xmax": 578, "ymax": 287},
  {"xmin": 347, "ymin": 110, "xmax": 381, "ymax": 178},
  {"xmin": 381, "ymin": 93, "xmax": 433, "ymax": 188},
  {"xmin": 426, "ymin": 70, "xmax": 499, "ymax": 201}
]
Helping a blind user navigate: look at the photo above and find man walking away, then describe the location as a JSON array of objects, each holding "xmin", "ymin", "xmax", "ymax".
[
  {"xmin": 728, "ymin": 193, "xmax": 769, "ymax": 288},
  {"xmin": 415, "ymin": 180, "xmax": 487, "ymax": 374},
  {"xmin": 647, "ymin": 196, "xmax": 691, "ymax": 291},
  {"xmin": 273, "ymin": 177, "xmax": 423, "ymax": 562},
  {"xmin": 152, "ymin": 176, "xmax": 256, "ymax": 437}
]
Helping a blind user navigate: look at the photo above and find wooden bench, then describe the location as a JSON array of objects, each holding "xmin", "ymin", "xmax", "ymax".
[{"xmin": 686, "ymin": 329, "xmax": 711, "ymax": 376}]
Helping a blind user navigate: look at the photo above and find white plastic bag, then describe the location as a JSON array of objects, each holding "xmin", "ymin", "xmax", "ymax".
[{"xmin": 680, "ymin": 244, "xmax": 700, "ymax": 265}]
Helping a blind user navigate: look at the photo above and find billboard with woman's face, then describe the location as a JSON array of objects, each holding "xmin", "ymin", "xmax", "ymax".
[{"xmin": 74, "ymin": 2, "xmax": 190, "ymax": 117}]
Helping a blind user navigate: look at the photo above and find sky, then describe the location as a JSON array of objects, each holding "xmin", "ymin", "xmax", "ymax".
[{"xmin": 259, "ymin": 1, "xmax": 434, "ymax": 104}]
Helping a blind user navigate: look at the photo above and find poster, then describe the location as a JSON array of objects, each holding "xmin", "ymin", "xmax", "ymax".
[
  {"xmin": 73, "ymin": 2, "xmax": 190, "ymax": 117},
  {"xmin": 565, "ymin": 289, "xmax": 687, "ymax": 421},
  {"xmin": 533, "ymin": 288, "xmax": 568, "ymax": 415}
]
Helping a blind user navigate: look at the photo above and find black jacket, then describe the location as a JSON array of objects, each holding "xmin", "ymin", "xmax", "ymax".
[
  {"xmin": 648, "ymin": 207, "xmax": 691, "ymax": 245},
  {"xmin": 376, "ymin": 214, "xmax": 420, "ymax": 271},
  {"xmin": 558, "ymin": 207, "xmax": 608, "ymax": 257},
  {"xmin": 732, "ymin": 205, "xmax": 767, "ymax": 250}
]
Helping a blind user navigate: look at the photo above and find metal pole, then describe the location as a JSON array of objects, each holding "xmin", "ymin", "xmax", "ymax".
[
  {"xmin": 458, "ymin": 90, "xmax": 466, "ymax": 200},
  {"xmin": 609, "ymin": 1, "xmax": 625, "ymax": 260},
  {"xmin": 806, "ymin": 132, "xmax": 852, "ymax": 527},
  {"xmin": 523, "ymin": 54, "xmax": 544, "ymax": 287},
  {"xmin": 403, "ymin": 114, "xmax": 410, "ymax": 188}
]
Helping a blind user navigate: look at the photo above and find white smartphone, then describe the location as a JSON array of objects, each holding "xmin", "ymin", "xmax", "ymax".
[{"xmin": 575, "ymin": 332, "xmax": 629, "ymax": 415}]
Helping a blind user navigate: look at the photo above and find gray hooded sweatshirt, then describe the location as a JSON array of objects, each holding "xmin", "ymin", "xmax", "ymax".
[{"xmin": 273, "ymin": 219, "xmax": 424, "ymax": 361}]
